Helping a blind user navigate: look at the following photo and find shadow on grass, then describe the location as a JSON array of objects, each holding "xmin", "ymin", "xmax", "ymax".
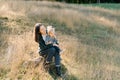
[
  {"xmin": 0, "ymin": 68, "xmax": 10, "ymax": 79},
  {"xmin": 48, "ymin": 63, "xmax": 79, "ymax": 80}
]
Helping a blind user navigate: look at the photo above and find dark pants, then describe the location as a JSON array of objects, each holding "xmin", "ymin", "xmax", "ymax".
[
  {"xmin": 53, "ymin": 46, "xmax": 61, "ymax": 53},
  {"xmin": 40, "ymin": 47, "xmax": 61, "ymax": 66}
]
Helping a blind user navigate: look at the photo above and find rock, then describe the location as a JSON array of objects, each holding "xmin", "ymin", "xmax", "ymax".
[{"xmin": 22, "ymin": 56, "xmax": 43, "ymax": 68}]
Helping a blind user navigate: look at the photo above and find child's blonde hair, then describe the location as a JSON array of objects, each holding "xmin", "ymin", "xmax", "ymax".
[{"xmin": 47, "ymin": 26, "xmax": 55, "ymax": 34}]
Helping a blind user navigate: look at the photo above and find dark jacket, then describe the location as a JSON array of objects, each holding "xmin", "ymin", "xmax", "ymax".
[{"xmin": 38, "ymin": 34, "xmax": 53, "ymax": 52}]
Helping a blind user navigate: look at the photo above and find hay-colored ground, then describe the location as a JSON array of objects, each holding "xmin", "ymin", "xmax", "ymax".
[{"xmin": 0, "ymin": 1, "xmax": 120, "ymax": 80}]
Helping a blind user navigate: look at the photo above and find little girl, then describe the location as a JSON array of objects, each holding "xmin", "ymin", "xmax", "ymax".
[{"xmin": 45, "ymin": 26, "xmax": 61, "ymax": 53}]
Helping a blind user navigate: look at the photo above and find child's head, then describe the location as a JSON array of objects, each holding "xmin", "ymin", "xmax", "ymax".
[{"xmin": 47, "ymin": 26, "xmax": 55, "ymax": 37}]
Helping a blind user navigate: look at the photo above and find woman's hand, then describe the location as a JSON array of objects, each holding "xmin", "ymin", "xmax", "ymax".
[
  {"xmin": 46, "ymin": 41, "xmax": 52, "ymax": 45},
  {"xmin": 53, "ymin": 44, "xmax": 59, "ymax": 47}
]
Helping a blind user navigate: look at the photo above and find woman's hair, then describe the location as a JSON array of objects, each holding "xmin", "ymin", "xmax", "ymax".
[{"xmin": 34, "ymin": 23, "xmax": 42, "ymax": 43}]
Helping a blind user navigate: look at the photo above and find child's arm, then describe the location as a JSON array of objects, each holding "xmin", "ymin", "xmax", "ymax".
[
  {"xmin": 53, "ymin": 38, "xmax": 59, "ymax": 46},
  {"xmin": 55, "ymin": 38, "xmax": 59, "ymax": 45},
  {"xmin": 46, "ymin": 41, "xmax": 52, "ymax": 45},
  {"xmin": 53, "ymin": 43, "xmax": 59, "ymax": 47}
]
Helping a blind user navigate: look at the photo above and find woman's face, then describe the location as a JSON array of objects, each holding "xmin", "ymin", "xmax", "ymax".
[{"xmin": 39, "ymin": 25, "xmax": 46, "ymax": 35}]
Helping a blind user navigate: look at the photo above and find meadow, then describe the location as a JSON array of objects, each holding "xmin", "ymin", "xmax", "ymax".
[{"xmin": 0, "ymin": 1, "xmax": 120, "ymax": 80}]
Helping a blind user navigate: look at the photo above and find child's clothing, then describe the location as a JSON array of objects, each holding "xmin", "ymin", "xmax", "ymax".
[{"xmin": 45, "ymin": 35, "xmax": 61, "ymax": 53}]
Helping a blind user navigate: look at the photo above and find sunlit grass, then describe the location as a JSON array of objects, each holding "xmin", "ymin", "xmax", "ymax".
[{"xmin": 0, "ymin": 1, "xmax": 120, "ymax": 80}]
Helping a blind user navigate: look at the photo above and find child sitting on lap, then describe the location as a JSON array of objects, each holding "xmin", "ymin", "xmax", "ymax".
[{"xmin": 45, "ymin": 26, "xmax": 62, "ymax": 53}]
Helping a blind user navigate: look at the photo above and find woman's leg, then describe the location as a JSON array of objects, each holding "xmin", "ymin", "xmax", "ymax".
[
  {"xmin": 54, "ymin": 52, "xmax": 61, "ymax": 66},
  {"xmin": 41, "ymin": 47, "xmax": 56, "ymax": 62},
  {"xmin": 54, "ymin": 51, "xmax": 62, "ymax": 76},
  {"xmin": 42, "ymin": 47, "xmax": 62, "ymax": 76},
  {"xmin": 46, "ymin": 47, "xmax": 56, "ymax": 62},
  {"xmin": 53, "ymin": 46, "xmax": 60, "ymax": 53}
]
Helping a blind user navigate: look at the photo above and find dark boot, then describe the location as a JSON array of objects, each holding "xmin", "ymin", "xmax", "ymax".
[
  {"xmin": 43, "ymin": 61, "xmax": 51, "ymax": 72},
  {"xmin": 56, "ymin": 66, "xmax": 62, "ymax": 77}
]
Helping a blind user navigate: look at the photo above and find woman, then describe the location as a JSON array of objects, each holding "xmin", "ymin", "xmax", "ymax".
[{"xmin": 34, "ymin": 23, "xmax": 61, "ymax": 76}]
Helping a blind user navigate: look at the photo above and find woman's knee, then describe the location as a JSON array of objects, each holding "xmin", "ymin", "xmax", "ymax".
[{"xmin": 49, "ymin": 47, "xmax": 56, "ymax": 53}]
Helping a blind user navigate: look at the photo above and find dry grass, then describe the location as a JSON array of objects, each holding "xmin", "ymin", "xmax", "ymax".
[{"xmin": 0, "ymin": 1, "xmax": 120, "ymax": 80}]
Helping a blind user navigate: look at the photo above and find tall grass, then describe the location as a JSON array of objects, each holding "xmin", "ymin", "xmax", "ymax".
[{"xmin": 0, "ymin": 1, "xmax": 120, "ymax": 80}]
